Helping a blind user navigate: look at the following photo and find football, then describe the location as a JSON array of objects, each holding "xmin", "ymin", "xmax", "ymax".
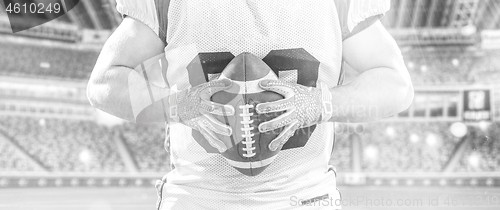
[{"xmin": 211, "ymin": 52, "xmax": 285, "ymax": 176}]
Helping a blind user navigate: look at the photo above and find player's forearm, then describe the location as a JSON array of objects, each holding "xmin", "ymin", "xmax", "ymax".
[
  {"xmin": 328, "ymin": 67, "xmax": 414, "ymax": 123},
  {"xmin": 86, "ymin": 66, "xmax": 171, "ymax": 123}
]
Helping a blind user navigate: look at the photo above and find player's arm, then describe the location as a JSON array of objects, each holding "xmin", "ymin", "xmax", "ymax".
[
  {"xmin": 256, "ymin": 21, "xmax": 413, "ymax": 147},
  {"xmin": 87, "ymin": 16, "xmax": 232, "ymax": 151},
  {"xmin": 255, "ymin": 0, "xmax": 410, "ymax": 147},
  {"xmin": 257, "ymin": 21, "xmax": 413, "ymax": 125},
  {"xmin": 87, "ymin": 17, "xmax": 169, "ymax": 123},
  {"xmin": 329, "ymin": 20, "xmax": 414, "ymax": 122}
]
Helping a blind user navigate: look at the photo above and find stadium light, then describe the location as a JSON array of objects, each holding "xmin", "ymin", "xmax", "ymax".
[
  {"xmin": 425, "ymin": 133, "xmax": 439, "ymax": 147},
  {"xmin": 79, "ymin": 149, "xmax": 93, "ymax": 165},
  {"xmin": 38, "ymin": 179, "xmax": 47, "ymax": 187},
  {"xmin": 71, "ymin": 179, "xmax": 79, "ymax": 186},
  {"xmin": 385, "ymin": 126, "xmax": 396, "ymax": 138},
  {"xmin": 364, "ymin": 146, "xmax": 378, "ymax": 160},
  {"xmin": 119, "ymin": 179, "xmax": 127, "ymax": 186},
  {"xmin": 55, "ymin": 178, "xmax": 63, "ymax": 187},
  {"xmin": 87, "ymin": 179, "xmax": 95, "ymax": 186},
  {"xmin": 135, "ymin": 179, "xmax": 143, "ymax": 186},
  {"xmin": 407, "ymin": 61, "xmax": 414, "ymax": 69},
  {"xmin": 18, "ymin": 179, "xmax": 27, "ymax": 187},
  {"xmin": 409, "ymin": 133, "xmax": 420, "ymax": 143},
  {"xmin": 102, "ymin": 179, "xmax": 111, "ymax": 186},
  {"xmin": 486, "ymin": 179, "xmax": 494, "ymax": 186},
  {"xmin": 468, "ymin": 153, "xmax": 480, "ymax": 168},
  {"xmin": 39, "ymin": 62, "xmax": 50, "ymax": 69},
  {"xmin": 39, "ymin": 118, "xmax": 46, "ymax": 127},
  {"xmin": 439, "ymin": 179, "xmax": 447, "ymax": 186},
  {"xmin": 460, "ymin": 24, "xmax": 477, "ymax": 36},
  {"xmin": 450, "ymin": 122, "xmax": 468, "ymax": 138},
  {"xmin": 478, "ymin": 121, "xmax": 491, "ymax": 132},
  {"xmin": 420, "ymin": 65, "xmax": 428, "ymax": 73}
]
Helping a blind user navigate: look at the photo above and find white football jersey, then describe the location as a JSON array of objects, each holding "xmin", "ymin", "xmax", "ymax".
[{"xmin": 116, "ymin": 0, "xmax": 389, "ymax": 209}]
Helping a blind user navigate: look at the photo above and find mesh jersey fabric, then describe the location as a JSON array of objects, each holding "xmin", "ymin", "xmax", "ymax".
[{"xmin": 116, "ymin": 0, "xmax": 389, "ymax": 209}]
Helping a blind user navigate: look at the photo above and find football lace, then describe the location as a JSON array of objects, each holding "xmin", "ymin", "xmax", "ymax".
[{"xmin": 239, "ymin": 104, "xmax": 256, "ymax": 158}]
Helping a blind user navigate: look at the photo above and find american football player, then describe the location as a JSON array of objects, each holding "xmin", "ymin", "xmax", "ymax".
[{"xmin": 87, "ymin": 0, "xmax": 414, "ymax": 209}]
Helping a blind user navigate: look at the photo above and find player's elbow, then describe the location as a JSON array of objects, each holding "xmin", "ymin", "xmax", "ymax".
[
  {"xmin": 87, "ymin": 66, "xmax": 136, "ymax": 122},
  {"xmin": 398, "ymin": 80, "xmax": 414, "ymax": 113},
  {"xmin": 375, "ymin": 61, "xmax": 414, "ymax": 118},
  {"xmin": 87, "ymin": 67, "xmax": 102, "ymax": 107},
  {"xmin": 86, "ymin": 77, "xmax": 104, "ymax": 109},
  {"xmin": 375, "ymin": 73, "xmax": 413, "ymax": 120},
  {"xmin": 393, "ymin": 67, "xmax": 414, "ymax": 114},
  {"xmin": 86, "ymin": 65, "xmax": 112, "ymax": 112}
]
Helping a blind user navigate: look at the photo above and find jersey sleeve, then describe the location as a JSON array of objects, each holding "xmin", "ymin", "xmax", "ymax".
[
  {"xmin": 115, "ymin": 0, "xmax": 160, "ymax": 36},
  {"xmin": 336, "ymin": 0, "xmax": 390, "ymax": 40}
]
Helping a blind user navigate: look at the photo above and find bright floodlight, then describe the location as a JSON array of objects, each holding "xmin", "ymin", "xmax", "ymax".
[
  {"xmin": 409, "ymin": 133, "xmax": 420, "ymax": 143},
  {"xmin": 38, "ymin": 119, "xmax": 46, "ymax": 127},
  {"xmin": 79, "ymin": 149, "xmax": 93, "ymax": 165},
  {"xmin": 420, "ymin": 65, "xmax": 428, "ymax": 72},
  {"xmin": 425, "ymin": 133, "xmax": 439, "ymax": 147},
  {"xmin": 450, "ymin": 122, "xmax": 467, "ymax": 138},
  {"xmin": 407, "ymin": 61, "xmax": 414, "ymax": 69},
  {"xmin": 460, "ymin": 24, "xmax": 477, "ymax": 36},
  {"xmin": 364, "ymin": 146, "xmax": 378, "ymax": 160},
  {"xmin": 385, "ymin": 126, "xmax": 396, "ymax": 138},
  {"xmin": 468, "ymin": 153, "xmax": 480, "ymax": 168},
  {"xmin": 479, "ymin": 121, "xmax": 491, "ymax": 132}
]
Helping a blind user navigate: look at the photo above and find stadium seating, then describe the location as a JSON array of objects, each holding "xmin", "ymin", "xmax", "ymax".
[
  {"xmin": 0, "ymin": 116, "xmax": 170, "ymax": 173},
  {"xmin": 2, "ymin": 40, "xmax": 499, "ymax": 86},
  {"xmin": 0, "ymin": 138, "xmax": 41, "ymax": 172},
  {"xmin": 119, "ymin": 123, "xmax": 171, "ymax": 173},
  {"xmin": 0, "ymin": 116, "xmax": 125, "ymax": 172},
  {"xmin": 0, "ymin": 42, "xmax": 99, "ymax": 80},
  {"xmin": 457, "ymin": 122, "xmax": 500, "ymax": 172},
  {"xmin": 469, "ymin": 50, "xmax": 500, "ymax": 84},
  {"xmin": 403, "ymin": 48, "xmax": 476, "ymax": 85},
  {"xmin": 359, "ymin": 121, "xmax": 458, "ymax": 172},
  {"xmin": 329, "ymin": 124, "xmax": 353, "ymax": 172},
  {"xmin": 1, "ymin": 115, "xmax": 499, "ymax": 173}
]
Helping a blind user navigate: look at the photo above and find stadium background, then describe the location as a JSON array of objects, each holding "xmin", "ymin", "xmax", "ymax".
[{"xmin": 1, "ymin": 0, "xmax": 500, "ymax": 209}]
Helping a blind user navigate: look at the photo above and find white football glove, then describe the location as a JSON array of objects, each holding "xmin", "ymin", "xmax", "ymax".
[
  {"xmin": 169, "ymin": 79, "xmax": 235, "ymax": 153},
  {"xmin": 256, "ymin": 80, "xmax": 333, "ymax": 151}
]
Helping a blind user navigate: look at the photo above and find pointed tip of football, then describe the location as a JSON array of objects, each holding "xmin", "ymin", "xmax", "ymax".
[{"xmin": 222, "ymin": 53, "xmax": 273, "ymax": 82}]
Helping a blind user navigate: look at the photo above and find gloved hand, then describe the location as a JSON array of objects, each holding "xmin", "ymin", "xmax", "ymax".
[
  {"xmin": 169, "ymin": 79, "xmax": 235, "ymax": 153},
  {"xmin": 255, "ymin": 80, "xmax": 333, "ymax": 151}
]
